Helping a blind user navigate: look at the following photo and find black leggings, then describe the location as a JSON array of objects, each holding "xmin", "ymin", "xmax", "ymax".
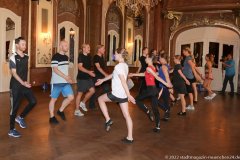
[
  {"xmin": 10, "ymin": 86, "xmax": 37, "ymax": 130},
  {"xmin": 222, "ymin": 75, "xmax": 235, "ymax": 94},
  {"xmin": 158, "ymin": 87, "xmax": 170, "ymax": 112},
  {"xmin": 135, "ymin": 86, "xmax": 160, "ymax": 127}
]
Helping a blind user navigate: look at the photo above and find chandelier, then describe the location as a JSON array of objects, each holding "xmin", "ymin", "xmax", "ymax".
[{"xmin": 115, "ymin": 0, "xmax": 161, "ymax": 16}]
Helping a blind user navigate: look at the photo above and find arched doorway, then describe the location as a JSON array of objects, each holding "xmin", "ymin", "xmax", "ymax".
[
  {"xmin": 105, "ymin": 2, "xmax": 123, "ymax": 66},
  {"xmin": 175, "ymin": 27, "xmax": 239, "ymax": 92},
  {"xmin": 58, "ymin": 21, "xmax": 79, "ymax": 83},
  {"xmin": 0, "ymin": 8, "xmax": 21, "ymax": 92}
]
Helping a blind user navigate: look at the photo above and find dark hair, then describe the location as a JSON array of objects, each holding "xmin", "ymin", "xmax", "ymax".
[
  {"xmin": 159, "ymin": 53, "xmax": 169, "ymax": 63},
  {"xmin": 142, "ymin": 47, "xmax": 148, "ymax": 52},
  {"xmin": 174, "ymin": 55, "xmax": 182, "ymax": 60},
  {"xmin": 15, "ymin": 37, "xmax": 25, "ymax": 44}
]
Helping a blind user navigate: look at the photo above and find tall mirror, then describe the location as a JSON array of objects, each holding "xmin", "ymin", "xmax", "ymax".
[{"xmin": 6, "ymin": 17, "xmax": 15, "ymax": 61}]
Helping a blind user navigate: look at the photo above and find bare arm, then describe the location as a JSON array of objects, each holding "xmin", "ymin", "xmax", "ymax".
[
  {"xmin": 162, "ymin": 65, "xmax": 171, "ymax": 85},
  {"xmin": 11, "ymin": 69, "xmax": 26, "ymax": 86},
  {"xmin": 178, "ymin": 69, "xmax": 190, "ymax": 85},
  {"xmin": 188, "ymin": 60, "xmax": 198, "ymax": 77},
  {"xmin": 78, "ymin": 63, "xmax": 95, "ymax": 77},
  {"xmin": 95, "ymin": 74, "xmax": 113, "ymax": 86},
  {"xmin": 95, "ymin": 63, "xmax": 108, "ymax": 77},
  {"xmin": 147, "ymin": 68, "xmax": 171, "ymax": 88},
  {"xmin": 129, "ymin": 72, "xmax": 145, "ymax": 77}
]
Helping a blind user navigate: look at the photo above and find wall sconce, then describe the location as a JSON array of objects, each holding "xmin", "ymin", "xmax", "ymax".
[{"xmin": 41, "ymin": 32, "xmax": 51, "ymax": 45}]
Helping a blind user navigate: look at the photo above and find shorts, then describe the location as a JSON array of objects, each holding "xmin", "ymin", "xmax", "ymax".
[
  {"xmin": 51, "ymin": 83, "xmax": 73, "ymax": 98},
  {"xmin": 186, "ymin": 78, "xmax": 195, "ymax": 93},
  {"xmin": 173, "ymin": 83, "xmax": 187, "ymax": 94},
  {"xmin": 107, "ymin": 92, "xmax": 128, "ymax": 103},
  {"xmin": 77, "ymin": 79, "xmax": 94, "ymax": 92}
]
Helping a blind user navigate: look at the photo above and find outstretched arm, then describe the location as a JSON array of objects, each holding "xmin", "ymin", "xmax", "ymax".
[
  {"xmin": 147, "ymin": 67, "xmax": 171, "ymax": 88},
  {"xmin": 95, "ymin": 74, "xmax": 113, "ymax": 86}
]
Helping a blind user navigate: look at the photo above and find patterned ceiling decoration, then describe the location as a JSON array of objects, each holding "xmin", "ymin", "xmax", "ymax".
[
  {"xmin": 58, "ymin": 0, "xmax": 80, "ymax": 16},
  {"xmin": 6, "ymin": 18, "xmax": 15, "ymax": 31}
]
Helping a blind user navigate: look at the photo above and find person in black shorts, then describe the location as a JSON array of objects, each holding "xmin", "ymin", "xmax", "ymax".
[
  {"xmin": 8, "ymin": 37, "xmax": 37, "ymax": 137},
  {"xmin": 74, "ymin": 44, "xmax": 95, "ymax": 116},
  {"xmin": 172, "ymin": 55, "xmax": 190, "ymax": 116},
  {"xmin": 96, "ymin": 48, "xmax": 135, "ymax": 144},
  {"xmin": 89, "ymin": 45, "xmax": 110, "ymax": 109}
]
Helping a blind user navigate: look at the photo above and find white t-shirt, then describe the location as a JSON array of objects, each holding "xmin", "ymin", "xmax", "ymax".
[{"xmin": 111, "ymin": 62, "xmax": 129, "ymax": 98}]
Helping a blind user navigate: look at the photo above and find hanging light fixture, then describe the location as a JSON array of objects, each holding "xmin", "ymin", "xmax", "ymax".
[{"xmin": 115, "ymin": 0, "xmax": 161, "ymax": 16}]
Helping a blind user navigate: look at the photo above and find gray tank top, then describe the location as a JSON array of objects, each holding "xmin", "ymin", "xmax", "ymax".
[{"xmin": 183, "ymin": 56, "xmax": 194, "ymax": 79}]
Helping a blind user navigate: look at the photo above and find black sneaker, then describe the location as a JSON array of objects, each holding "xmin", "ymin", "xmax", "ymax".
[
  {"xmin": 177, "ymin": 111, "xmax": 186, "ymax": 116},
  {"xmin": 57, "ymin": 110, "xmax": 66, "ymax": 121},
  {"xmin": 121, "ymin": 137, "xmax": 134, "ymax": 144},
  {"xmin": 193, "ymin": 100, "xmax": 198, "ymax": 104},
  {"xmin": 163, "ymin": 110, "xmax": 170, "ymax": 121},
  {"xmin": 153, "ymin": 127, "xmax": 160, "ymax": 133},
  {"xmin": 147, "ymin": 109, "xmax": 154, "ymax": 122},
  {"xmin": 105, "ymin": 119, "xmax": 113, "ymax": 132},
  {"xmin": 49, "ymin": 116, "xmax": 59, "ymax": 124}
]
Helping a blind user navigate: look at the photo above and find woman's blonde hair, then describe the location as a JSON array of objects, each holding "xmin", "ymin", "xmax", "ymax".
[
  {"xmin": 183, "ymin": 47, "xmax": 192, "ymax": 55},
  {"xmin": 116, "ymin": 48, "xmax": 128, "ymax": 62}
]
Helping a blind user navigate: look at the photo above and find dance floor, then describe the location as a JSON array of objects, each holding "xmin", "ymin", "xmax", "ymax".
[{"xmin": 0, "ymin": 85, "xmax": 240, "ymax": 160}]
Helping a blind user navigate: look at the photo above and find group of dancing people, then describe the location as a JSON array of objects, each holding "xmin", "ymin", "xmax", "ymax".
[{"xmin": 8, "ymin": 37, "xmax": 235, "ymax": 144}]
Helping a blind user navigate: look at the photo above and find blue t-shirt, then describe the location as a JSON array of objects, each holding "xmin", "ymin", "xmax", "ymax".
[
  {"xmin": 225, "ymin": 60, "xmax": 235, "ymax": 76},
  {"xmin": 158, "ymin": 64, "xmax": 170, "ymax": 88},
  {"xmin": 183, "ymin": 56, "xmax": 194, "ymax": 79}
]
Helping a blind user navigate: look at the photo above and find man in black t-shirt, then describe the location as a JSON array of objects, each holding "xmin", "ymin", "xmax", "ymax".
[
  {"xmin": 74, "ymin": 44, "xmax": 95, "ymax": 116},
  {"xmin": 89, "ymin": 45, "xmax": 110, "ymax": 109},
  {"xmin": 8, "ymin": 37, "xmax": 37, "ymax": 138},
  {"xmin": 136, "ymin": 47, "xmax": 148, "ymax": 94}
]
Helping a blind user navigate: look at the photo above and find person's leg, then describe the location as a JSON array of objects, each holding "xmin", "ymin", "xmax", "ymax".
[
  {"xmin": 59, "ymin": 84, "xmax": 74, "ymax": 112},
  {"xmin": 151, "ymin": 96, "xmax": 160, "ymax": 131},
  {"xmin": 222, "ymin": 75, "xmax": 229, "ymax": 93},
  {"xmin": 192, "ymin": 82, "xmax": 198, "ymax": 102},
  {"xmin": 75, "ymin": 92, "xmax": 83, "ymax": 110},
  {"xmin": 98, "ymin": 93, "xmax": 112, "ymax": 122},
  {"xmin": 229, "ymin": 75, "xmax": 234, "ymax": 95},
  {"xmin": 49, "ymin": 98, "xmax": 57, "ymax": 118},
  {"xmin": 135, "ymin": 89, "xmax": 152, "ymax": 113},
  {"xmin": 189, "ymin": 93, "xmax": 194, "ymax": 106},
  {"xmin": 10, "ymin": 89, "xmax": 23, "ymax": 130},
  {"xmin": 119, "ymin": 102, "xmax": 133, "ymax": 140},
  {"xmin": 20, "ymin": 88, "xmax": 37, "ymax": 118},
  {"xmin": 82, "ymin": 87, "xmax": 95, "ymax": 104},
  {"xmin": 179, "ymin": 94, "xmax": 186, "ymax": 112},
  {"xmin": 89, "ymin": 78, "xmax": 98, "ymax": 109}
]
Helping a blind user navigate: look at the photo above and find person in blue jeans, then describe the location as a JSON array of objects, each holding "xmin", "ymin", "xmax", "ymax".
[{"xmin": 222, "ymin": 53, "xmax": 235, "ymax": 96}]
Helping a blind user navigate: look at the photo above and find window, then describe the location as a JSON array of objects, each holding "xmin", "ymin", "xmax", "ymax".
[{"xmin": 209, "ymin": 42, "xmax": 219, "ymax": 68}]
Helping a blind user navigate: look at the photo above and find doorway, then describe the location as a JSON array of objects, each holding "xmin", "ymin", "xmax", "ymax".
[
  {"xmin": 58, "ymin": 21, "xmax": 79, "ymax": 83},
  {"xmin": 0, "ymin": 8, "xmax": 21, "ymax": 92},
  {"xmin": 175, "ymin": 27, "xmax": 239, "ymax": 92}
]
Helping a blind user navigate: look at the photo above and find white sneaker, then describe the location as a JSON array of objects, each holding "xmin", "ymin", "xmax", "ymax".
[
  {"xmin": 204, "ymin": 96, "xmax": 212, "ymax": 100},
  {"xmin": 176, "ymin": 96, "xmax": 181, "ymax": 101},
  {"xmin": 186, "ymin": 105, "xmax": 195, "ymax": 110},
  {"xmin": 80, "ymin": 102, "xmax": 88, "ymax": 112},
  {"xmin": 74, "ymin": 109, "xmax": 84, "ymax": 117},
  {"xmin": 210, "ymin": 93, "xmax": 217, "ymax": 99}
]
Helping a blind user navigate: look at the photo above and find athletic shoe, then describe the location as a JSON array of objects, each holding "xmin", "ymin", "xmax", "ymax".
[
  {"xmin": 204, "ymin": 96, "xmax": 212, "ymax": 100},
  {"xmin": 153, "ymin": 127, "xmax": 160, "ymax": 133},
  {"xmin": 105, "ymin": 119, "xmax": 113, "ymax": 132},
  {"xmin": 163, "ymin": 110, "xmax": 170, "ymax": 121},
  {"xmin": 8, "ymin": 129, "xmax": 21, "ymax": 138},
  {"xmin": 148, "ymin": 109, "xmax": 154, "ymax": 122},
  {"xmin": 49, "ymin": 116, "xmax": 59, "ymax": 124},
  {"xmin": 210, "ymin": 93, "xmax": 217, "ymax": 99},
  {"xmin": 80, "ymin": 102, "xmax": 88, "ymax": 112},
  {"xmin": 177, "ymin": 111, "xmax": 186, "ymax": 116},
  {"xmin": 121, "ymin": 137, "xmax": 134, "ymax": 144},
  {"xmin": 186, "ymin": 105, "xmax": 195, "ymax": 110},
  {"xmin": 176, "ymin": 96, "xmax": 181, "ymax": 101},
  {"xmin": 15, "ymin": 116, "xmax": 27, "ymax": 128},
  {"xmin": 74, "ymin": 109, "xmax": 84, "ymax": 117},
  {"xmin": 193, "ymin": 100, "xmax": 198, "ymax": 104},
  {"xmin": 57, "ymin": 110, "xmax": 66, "ymax": 120}
]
